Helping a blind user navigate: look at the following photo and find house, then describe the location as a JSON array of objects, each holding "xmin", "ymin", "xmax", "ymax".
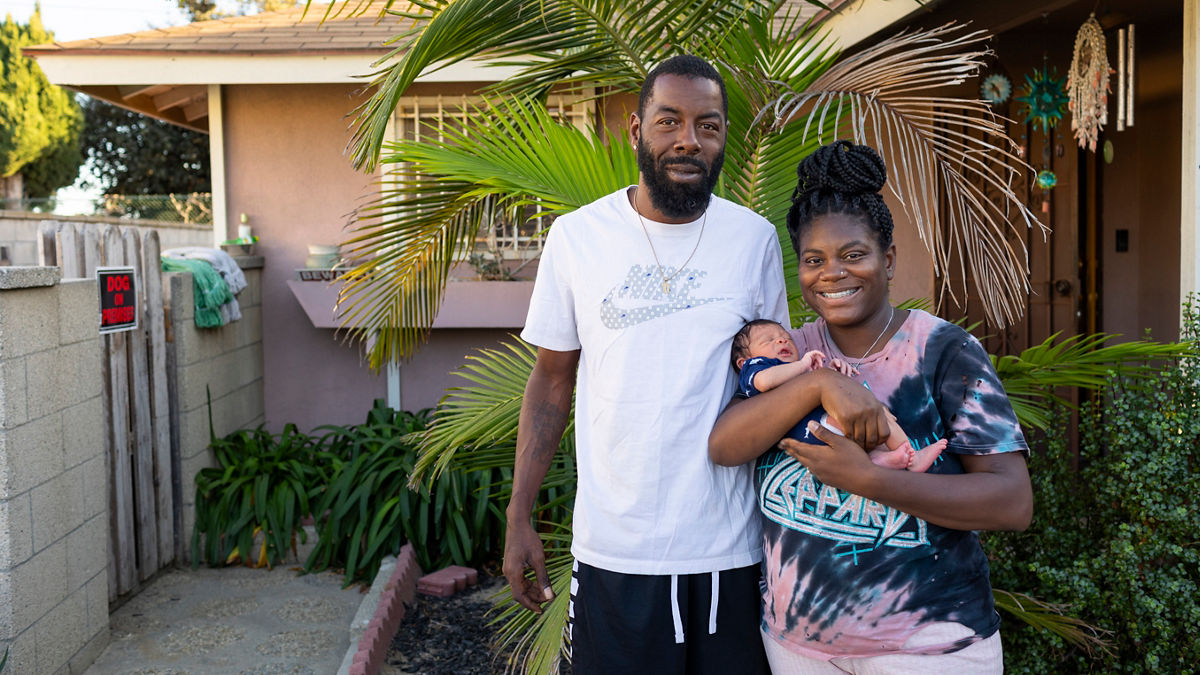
[
  {"xmin": 27, "ymin": 0, "xmax": 1197, "ymax": 433},
  {"xmin": 26, "ymin": 2, "xmax": 548, "ymax": 429}
]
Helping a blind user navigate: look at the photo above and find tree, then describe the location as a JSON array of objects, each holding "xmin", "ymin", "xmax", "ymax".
[
  {"xmin": 175, "ymin": 0, "xmax": 302, "ymax": 22},
  {"xmin": 0, "ymin": 7, "xmax": 83, "ymax": 201},
  {"xmin": 80, "ymin": 96, "xmax": 210, "ymax": 194}
]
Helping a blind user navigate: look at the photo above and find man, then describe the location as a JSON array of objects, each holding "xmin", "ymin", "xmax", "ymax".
[{"xmin": 505, "ymin": 54, "xmax": 784, "ymax": 673}]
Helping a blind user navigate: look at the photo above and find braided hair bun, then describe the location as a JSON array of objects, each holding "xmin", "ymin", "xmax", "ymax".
[{"xmin": 786, "ymin": 140, "xmax": 894, "ymax": 253}]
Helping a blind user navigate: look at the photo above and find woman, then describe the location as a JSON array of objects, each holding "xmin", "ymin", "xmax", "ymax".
[{"xmin": 709, "ymin": 140, "xmax": 1032, "ymax": 674}]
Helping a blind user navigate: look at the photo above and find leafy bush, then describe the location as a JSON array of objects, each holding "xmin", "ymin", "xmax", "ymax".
[
  {"xmin": 305, "ymin": 400, "xmax": 506, "ymax": 585},
  {"xmin": 192, "ymin": 423, "xmax": 328, "ymax": 568},
  {"xmin": 986, "ymin": 304, "xmax": 1200, "ymax": 673},
  {"xmin": 195, "ymin": 400, "xmax": 506, "ymax": 587}
]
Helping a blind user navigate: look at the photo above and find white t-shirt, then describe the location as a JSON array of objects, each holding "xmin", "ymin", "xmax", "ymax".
[{"xmin": 521, "ymin": 187, "xmax": 788, "ymax": 575}]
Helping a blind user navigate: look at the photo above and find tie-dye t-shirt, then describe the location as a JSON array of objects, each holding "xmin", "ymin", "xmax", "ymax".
[{"xmin": 756, "ymin": 309, "xmax": 1027, "ymax": 660}]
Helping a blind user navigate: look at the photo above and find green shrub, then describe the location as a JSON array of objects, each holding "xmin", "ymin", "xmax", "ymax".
[
  {"xmin": 194, "ymin": 399, "xmax": 506, "ymax": 587},
  {"xmin": 304, "ymin": 400, "xmax": 505, "ymax": 586},
  {"xmin": 986, "ymin": 305, "xmax": 1200, "ymax": 673},
  {"xmin": 192, "ymin": 423, "xmax": 328, "ymax": 568}
]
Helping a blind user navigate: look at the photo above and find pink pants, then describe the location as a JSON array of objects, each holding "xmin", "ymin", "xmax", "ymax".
[{"xmin": 761, "ymin": 622, "xmax": 1004, "ymax": 675}]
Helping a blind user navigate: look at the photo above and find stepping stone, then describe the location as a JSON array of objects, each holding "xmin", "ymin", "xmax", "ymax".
[{"xmin": 417, "ymin": 565, "xmax": 478, "ymax": 597}]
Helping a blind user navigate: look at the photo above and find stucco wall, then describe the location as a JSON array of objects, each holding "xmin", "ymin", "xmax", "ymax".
[
  {"xmin": 221, "ymin": 83, "xmax": 387, "ymax": 430},
  {"xmin": 0, "ymin": 268, "xmax": 109, "ymax": 675},
  {"xmin": 220, "ymin": 82, "xmax": 533, "ymax": 429},
  {"xmin": 165, "ymin": 261, "xmax": 266, "ymax": 562}
]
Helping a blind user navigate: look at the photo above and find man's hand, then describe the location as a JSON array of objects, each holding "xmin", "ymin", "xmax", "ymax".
[{"xmin": 502, "ymin": 518, "xmax": 554, "ymax": 613}]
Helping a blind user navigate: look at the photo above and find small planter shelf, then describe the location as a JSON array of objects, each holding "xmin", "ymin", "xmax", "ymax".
[{"xmin": 287, "ymin": 277, "xmax": 535, "ymax": 329}]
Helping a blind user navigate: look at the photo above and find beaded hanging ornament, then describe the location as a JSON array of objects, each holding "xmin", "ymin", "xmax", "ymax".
[
  {"xmin": 1067, "ymin": 14, "xmax": 1111, "ymax": 152},
  {"xmin": 1016, "ymin": 66, "xmax": 1069, "ymax": 135}
]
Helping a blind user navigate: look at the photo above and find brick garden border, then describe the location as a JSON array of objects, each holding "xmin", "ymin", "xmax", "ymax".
[{"xmin": 342, "ymin": 543, "xmax": 422, "ymax": 675}]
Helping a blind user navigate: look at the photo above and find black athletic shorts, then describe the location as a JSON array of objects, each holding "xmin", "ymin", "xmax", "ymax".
[{"xmin": 568, "ymin": 560, "xmax": 770, "ymax": 675}]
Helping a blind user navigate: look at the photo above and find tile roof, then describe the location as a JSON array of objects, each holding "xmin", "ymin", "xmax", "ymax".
[{"xmin": 24, "ymin": 2, "xmax": 409, "ymax": 56}]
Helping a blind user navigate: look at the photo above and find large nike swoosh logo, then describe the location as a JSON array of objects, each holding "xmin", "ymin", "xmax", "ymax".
[{"xmin": 600, "ymin": 296, "xmax": 726, "ymax": 329}]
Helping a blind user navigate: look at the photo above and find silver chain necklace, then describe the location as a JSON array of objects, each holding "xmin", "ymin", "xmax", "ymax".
[
  {"xmin": 633, "ymin": 188, "xmax": 706, "ymax": 295},
  {"xmin": 825, "ymin": 305, "xmax": 895, "ymax": 366}
]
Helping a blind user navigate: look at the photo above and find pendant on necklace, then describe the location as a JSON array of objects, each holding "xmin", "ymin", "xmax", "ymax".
[{"xmin": 661, "ymin": 280, "xmax": 671, "ymax": 294}]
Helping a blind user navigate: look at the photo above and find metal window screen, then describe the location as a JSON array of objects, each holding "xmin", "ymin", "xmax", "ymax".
[{"xmin": 392, "ymin": 93, "xmax": 592, "ymax": 260}]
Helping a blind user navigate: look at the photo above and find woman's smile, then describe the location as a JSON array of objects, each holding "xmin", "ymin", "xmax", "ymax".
[
  {"xmin": 798, "ymin": 211, "xmax": 896, "ymax": 344},
  {"xmin": 818, "ymin": 288, "xmax": 859, "ymax": 300}
]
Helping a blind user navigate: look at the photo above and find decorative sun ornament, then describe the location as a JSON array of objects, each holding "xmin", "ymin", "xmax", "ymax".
[
  {"xmin": 980, "ymin": 73, "xmax": 1012, "ymax": 106},
  {"xmin": 1036, "ymin": 170, "xmax": 1058, "ymax": 190},
  {"xmin": 1016, "ymin": 66, "xmax": 1070, "ymax": 134}
]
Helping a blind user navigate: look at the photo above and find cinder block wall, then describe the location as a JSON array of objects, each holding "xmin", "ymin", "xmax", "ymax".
[
  {"xmin": 165, "ymin": 258, "xmax": 265, "ymax": 562},
  {"xmin": 0, "ymin": 268, "xmax": 109, "ymax": 675}
]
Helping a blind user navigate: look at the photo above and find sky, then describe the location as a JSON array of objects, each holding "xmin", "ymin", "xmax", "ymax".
[
  {"xmin": 3, "ymin": 0, "xmax": 244, "ymax": 42},
  {"xmin": 4, "ymin": 1, "xmax": 249, "ymax": 211}
]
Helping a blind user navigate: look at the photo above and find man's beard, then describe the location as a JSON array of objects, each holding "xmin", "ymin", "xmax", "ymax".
[{"xmin": 637, "ymin": 136, "xmax": 725, "ymax": 220}]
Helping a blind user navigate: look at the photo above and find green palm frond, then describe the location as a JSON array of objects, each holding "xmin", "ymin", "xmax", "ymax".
[
  {"xmin": 764, "ymin": 23, "xmax": 1047, "ymax": 328},
  {"xmin": 993, "ymin": 589, "xmax": 1114, "ymax": 658},
  {"xmin": 343, "ymin": 0, "xmax": 779, "ymax": 170},
  {"xmin": 993, "ymin": 332, "xmax": 1196, "ymax": 431},
  {"xmin": 413, "ymin": 339, "xmax": 574, "ymax": 481},
  {"xmin": 408, "ymin": 339, "xmax": 575, "ymax": 673},
  {"xmin": 711, "ymin": 7, "xmax": 840, "ymax": 322},
  {"xmin": 338, "ymin": 96, "xmax": 635, "ymax": 367},
  {"xmin": 490, "ymin": 526, "xmax": 574, "ymax": 675}
]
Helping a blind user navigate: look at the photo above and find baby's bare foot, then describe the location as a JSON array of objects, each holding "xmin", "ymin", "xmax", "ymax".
[
  {"xmin": 869, "ymin": 446, "xmax": 912, "ymax": 470},
  {"xmin": 909, "ymin": 439, "xmax": 948, "ymax": 473}
]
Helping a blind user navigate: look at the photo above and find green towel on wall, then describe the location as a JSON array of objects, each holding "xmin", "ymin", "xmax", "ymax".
[{"xmin": 161, "ymin": 257, "xmax": 234, "ymax": 328}]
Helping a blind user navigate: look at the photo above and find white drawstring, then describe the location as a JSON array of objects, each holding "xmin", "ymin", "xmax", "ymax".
[
  {"xmin": 708, "ymin": 571, "xmax": 719, "ymax": 635},
  {"xmin": 670, "ymin": 574, "xmax": 685, "ymax": 644}
]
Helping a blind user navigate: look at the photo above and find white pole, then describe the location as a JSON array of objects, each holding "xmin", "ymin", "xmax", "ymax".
[
  {"xmin": 208, "ymin": 84, "xmax": 228, "ymax": 247},
  {"xmin": 1181, "ymin": 0, "xmax": 1200, "ymax": 319}
]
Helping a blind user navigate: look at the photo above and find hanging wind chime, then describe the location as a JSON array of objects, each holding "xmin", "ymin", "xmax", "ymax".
[
  {"xmin": 1116, "ymin": 23, "xmax": 1136, "ymax": 132},
  {"xmin": 1067, "ymin": 14, "xmax": 1111, "ymax": 152}
]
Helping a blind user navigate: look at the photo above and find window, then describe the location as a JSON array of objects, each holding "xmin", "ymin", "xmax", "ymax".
[{"xmin": 391, "ymin": 91, "xmax": 594, "ymax": 260}]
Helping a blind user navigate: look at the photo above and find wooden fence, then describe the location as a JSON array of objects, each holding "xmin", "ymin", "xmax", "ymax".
[{"xmin": 39, "ymin": 222, "xmax": 175, "ymax": 601}]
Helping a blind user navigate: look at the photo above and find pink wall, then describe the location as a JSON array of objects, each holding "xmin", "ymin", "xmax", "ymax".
[
  {"xmin": 222, "ymin": 83, "xmax": 388, "ymax": 430},
  {"xmin": 883, "ymin": 188, "xmax": 935, "ymax": 308},
  {"xmin": 216, "ymin": 82, "xmax": 936, "ymax": 430},
  {"xmin": 220, "ymin": 83, "xmax": 534, "ymax": 429}
]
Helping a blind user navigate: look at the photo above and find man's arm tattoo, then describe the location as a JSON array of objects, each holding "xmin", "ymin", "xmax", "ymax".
[{"xmin": 526, "ymin": 399, "xmax": 569, "ymax": 464}]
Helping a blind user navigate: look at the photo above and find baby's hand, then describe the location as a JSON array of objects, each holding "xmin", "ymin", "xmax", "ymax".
[
  {"xmin": 827, "ymin": 357, "xmax": 859, "ymax": 377},
  {"xmin": 797, "ymin": 350, "xmax": 827, "ymax": 373}
]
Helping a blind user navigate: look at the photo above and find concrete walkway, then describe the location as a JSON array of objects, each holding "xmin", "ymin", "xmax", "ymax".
[{"xmin": 84, "ymin": 563, "xmax": 366, "ymax": 675}]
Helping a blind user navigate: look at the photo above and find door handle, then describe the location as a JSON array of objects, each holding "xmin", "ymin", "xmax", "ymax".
[{"xmin": 1054, "ymin": 279, "xmax": 1073, "ymax": 296}]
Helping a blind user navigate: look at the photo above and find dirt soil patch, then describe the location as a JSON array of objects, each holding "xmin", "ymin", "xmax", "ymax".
[{"xmin": 384, "ymin": 572, "xmax": 571, "ymax": 675}]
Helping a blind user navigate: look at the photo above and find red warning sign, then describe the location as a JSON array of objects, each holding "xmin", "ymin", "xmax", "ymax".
[{"xmin": 98, "ymin": 267, "xmax": 138, "ymax": 334}]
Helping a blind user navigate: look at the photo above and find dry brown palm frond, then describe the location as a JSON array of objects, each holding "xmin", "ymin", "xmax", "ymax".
[{"xmin": 765, "ymin": 23, "xmax": 1048, "ymax": 327}]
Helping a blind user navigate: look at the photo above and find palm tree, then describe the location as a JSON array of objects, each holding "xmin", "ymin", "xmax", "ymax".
[
  {"xmin": 297, "ymin": 1, "xmax": 1186, "ymax": 671},
  {"xmin": 325, "ymin": 0, "xmax": 1040, "ymax": 367}
]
